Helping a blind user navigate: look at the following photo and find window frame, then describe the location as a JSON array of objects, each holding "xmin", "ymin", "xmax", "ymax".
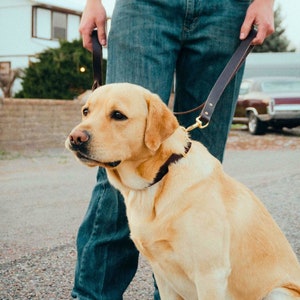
[{"xmin": 32, "ymin": 6, "xmax": 81, "ymax": 41}]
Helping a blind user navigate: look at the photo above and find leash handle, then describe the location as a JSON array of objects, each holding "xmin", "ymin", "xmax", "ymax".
[
  {"xmin": 186, "ymin": 28, "xmax": 257, "ymax": 131},
  {"xmin": 91, "ymin": 30, "xmax": 103, "ymax": 91}
]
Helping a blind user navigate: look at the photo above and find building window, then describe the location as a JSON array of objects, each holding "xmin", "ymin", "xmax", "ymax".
[
  {"xmin": 32, "ymin": 6, "xmax": 80, "ymax": 41},
  {"xmin": 52, "ymin": 11, "xmax": 67, "ymax": 39}
]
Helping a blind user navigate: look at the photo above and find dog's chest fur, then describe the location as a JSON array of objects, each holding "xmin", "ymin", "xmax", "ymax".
[
  {"xmin": 113, "ymin": 142, "xmax": 224, "ymax": 261},
  {"xmin": 121, "ymin": 156, "xmax": 233, "ymax": 299}
]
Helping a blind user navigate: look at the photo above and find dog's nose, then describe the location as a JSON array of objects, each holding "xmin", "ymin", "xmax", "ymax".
[{"xmin": 69, "ymin": 130, "xmax": 90, "ymax": 146}]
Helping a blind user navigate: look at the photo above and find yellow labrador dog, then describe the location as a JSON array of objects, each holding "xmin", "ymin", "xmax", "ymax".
[{"xmin": 66, "ymin": 83, "xmax": 300, "ymax": 299}]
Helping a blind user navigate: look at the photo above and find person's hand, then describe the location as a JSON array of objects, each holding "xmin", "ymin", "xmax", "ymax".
[
  {"xmin": 240, "ymin": 0, "xmax": 274, "ymax": 45},
  {"xmin": 79, "ymin": 0, "xmax": 107, "ymax": 51}
]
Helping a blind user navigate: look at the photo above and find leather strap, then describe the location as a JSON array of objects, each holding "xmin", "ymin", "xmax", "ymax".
[
  {"xmin": 177, "ymin": 28, "xmax": 257, "ymax": 131},
  {"xmin": 91, "ymin": 30, "xmax": 103, "ymax": 91},
  {"xmin": 149, "ymin": 141, "xmax": 192, "ymax": 186}
]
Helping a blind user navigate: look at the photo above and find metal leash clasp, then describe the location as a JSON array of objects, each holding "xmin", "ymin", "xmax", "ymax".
[
  {"xmin": 186, "ymin": 116, "xmax": 209, "ymax": 132},
  {"xmin": 184, "ymin": 28, "xmax": 257, "ymax": 133}
]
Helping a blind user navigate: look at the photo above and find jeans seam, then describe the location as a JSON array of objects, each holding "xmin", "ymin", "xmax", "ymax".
[{"xmin": 78, "ymin": 181, "xmax": 107, "ymax": 297}]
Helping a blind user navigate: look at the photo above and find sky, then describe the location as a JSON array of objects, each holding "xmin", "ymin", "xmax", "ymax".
[
  {"xmin": 99, "ymin": 0, "xmax": 300, "ymax": 52},
  {"xmin": 276, "ymin": 0, "xmax": 300, "ymax": 51}
]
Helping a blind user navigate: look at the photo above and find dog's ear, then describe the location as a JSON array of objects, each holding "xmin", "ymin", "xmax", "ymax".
[{"xmin": 144, "ymin": 92, "xmax": 179, "ymax": 151}]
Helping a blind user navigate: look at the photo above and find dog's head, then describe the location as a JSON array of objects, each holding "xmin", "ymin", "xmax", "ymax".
[{"xmin": 65, "ymin": 83, "xmax": 179, "ymax": 168}]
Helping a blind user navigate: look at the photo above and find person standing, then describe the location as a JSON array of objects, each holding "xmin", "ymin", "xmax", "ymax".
[{"xmin": 73, "ymin": 0, "xmax": 274, "ymax": 299}]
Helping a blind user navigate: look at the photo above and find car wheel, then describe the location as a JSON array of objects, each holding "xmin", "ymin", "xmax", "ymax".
[{"xmin": 248, "ymin": 112, "xmax": 266, "ymax": 135}]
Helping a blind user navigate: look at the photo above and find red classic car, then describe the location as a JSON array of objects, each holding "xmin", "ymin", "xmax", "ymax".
[{"xmin": 233, "ymin": 77, "xmax": 300, "ymax": 134}]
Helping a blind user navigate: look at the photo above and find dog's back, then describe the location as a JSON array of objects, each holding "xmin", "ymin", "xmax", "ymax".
[{"xmin": 167, "ymin": 141, "xmax": 300, "ymax": 299}]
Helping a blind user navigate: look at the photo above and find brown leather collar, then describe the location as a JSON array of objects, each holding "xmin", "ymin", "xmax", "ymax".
[{"xmin": 149, "ymin": 141, "xmax": 192, "ymax": 187}]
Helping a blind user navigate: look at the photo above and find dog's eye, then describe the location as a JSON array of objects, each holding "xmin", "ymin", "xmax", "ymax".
[
  {"xmin": 82, "ymin": 107, "xmax": 89, "ymax": 116},
  {"xmin": 110, "ymin": 110, "xmax": 128, "ymax": 121}
]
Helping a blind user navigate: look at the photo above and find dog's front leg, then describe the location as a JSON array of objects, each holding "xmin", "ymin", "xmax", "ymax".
[
  {"xmin": 154, "ymin": 272, "xmax": 184, "ymax": 300},
  {"xmin": 194, "ymin": 268, "xmax": 232, "ymax": 300}
]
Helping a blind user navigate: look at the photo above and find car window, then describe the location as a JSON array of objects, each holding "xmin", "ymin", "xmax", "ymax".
[
  {"xmin": 239, "ymin": 81, "xmax": 251, "ymax": 95},
  {"xmin": 261, "ymin": 80, "xmax": 300, "ymax": 93}
]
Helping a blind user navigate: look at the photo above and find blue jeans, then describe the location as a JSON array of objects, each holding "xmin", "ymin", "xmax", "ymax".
[{"xmin": 72, "ymin": 0, "xmax": 249, "ymax": 299}]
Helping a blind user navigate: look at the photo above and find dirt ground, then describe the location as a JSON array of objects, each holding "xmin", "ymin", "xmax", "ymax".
[{"xmin": 227, "ymin": 125, "xmax": 300, "ymax": 150}]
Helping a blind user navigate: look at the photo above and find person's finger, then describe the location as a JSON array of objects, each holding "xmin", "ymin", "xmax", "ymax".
[
  {"xmin": 96, "ymin": 19, "xmax": 107, "ymax": 46},
  {"xmin": 252, "ymin": 26, "xmax": 267, "ymax": 45},
  {"xmin": 240, "ymin": 13, "xmax": 255, "ymax": 40},
  {"xmin": 252, "ymin": 19, "xmax": 274, "ymax": 45},
  {"xmin": 80, "ymin": 25, "xmax": 94, "ymax": 52}
]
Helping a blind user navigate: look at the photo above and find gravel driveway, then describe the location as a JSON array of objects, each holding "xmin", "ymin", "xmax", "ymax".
[{"xmin": 0, "ymin": 127, "xmax": 299, "ymax": 299}]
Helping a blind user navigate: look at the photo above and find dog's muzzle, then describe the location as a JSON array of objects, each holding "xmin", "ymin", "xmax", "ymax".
[{"xmin": 66, "ymin": 129, "xmax": 121, "ymax": 168}]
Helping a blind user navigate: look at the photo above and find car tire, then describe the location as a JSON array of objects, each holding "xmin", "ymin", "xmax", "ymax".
[{"xmin": 248, "ymin": 112, "xmax": 267, "ymax": 135}]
